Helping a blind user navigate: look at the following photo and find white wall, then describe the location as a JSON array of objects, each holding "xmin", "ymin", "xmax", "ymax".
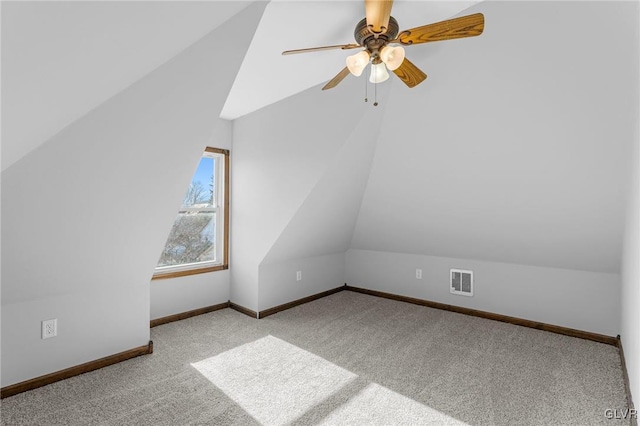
[
  {"xmin": 150, "ymin": 270, "xmax": 230, "ymax": 321},
  {"xmin": 258, "ymin": 253, "xmax": 345, "ymax": 312},
  {"xmin": 620, "ymin": 0, "xmax": 640, "ymax": 405},
  {"xmin": 149, "ymin": 120, "xmax": 233, "ymax": 320},
  {"xmin": 260, "ymin": 100, "xmax": 385, "ymax": 266},
  {"xmin": 253, "ymin": 91, "xmax": 387, "ymax": 311},
  {"xmin": 339, "ymin": 1, "xmax": 635, "ymax": 344},
  {"xmin": 230, "ymin": 75, "xmax": 378, "ymax": 312},
  {"xmin": 621, "ymin": 137, "xmax": 639, "ymax": 408},
  {"xmin": 346, "ymin": 249, "xmax": 620, "ymax": 336},
  {"xmin": 0, "ymin": 3, "xmax": 265, "ymax": 387}
]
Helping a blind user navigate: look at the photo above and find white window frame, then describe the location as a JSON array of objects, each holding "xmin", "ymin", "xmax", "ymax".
[{"xmin": 153, "ymin": 147, "xmax": 229, "ymax": 280}]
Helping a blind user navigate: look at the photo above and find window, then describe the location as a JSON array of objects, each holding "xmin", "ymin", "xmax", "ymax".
[{"xmin": 153, "ymin": 147, "xmax": 229, "ymax": 279}]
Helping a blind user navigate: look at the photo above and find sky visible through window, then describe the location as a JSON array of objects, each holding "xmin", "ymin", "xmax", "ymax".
[
  {"xmin": 182, "ymin": 156, "xmax": 215, "ymax": 207},
  {"xmin": 193, "ymin": 157, "xmax": 214, "ymax": 195}
]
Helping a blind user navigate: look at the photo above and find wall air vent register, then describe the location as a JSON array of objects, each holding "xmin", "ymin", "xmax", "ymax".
[{"xmin": 450, "ymin": 269, "xmax": 473, "ymax": 296}]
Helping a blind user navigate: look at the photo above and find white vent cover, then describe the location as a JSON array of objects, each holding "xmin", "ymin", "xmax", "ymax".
[{"xmin": 450, "ymin": 269, "xmax": 473, "ymax": 296}]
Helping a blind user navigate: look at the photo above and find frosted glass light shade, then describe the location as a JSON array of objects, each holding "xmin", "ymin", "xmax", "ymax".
[
  {"xmin": 379, "ymin": 45, "xmax": 405, "ymax": 71},
  {"xmin": 369, "ymin": 62, "xmax": 389, "ymax": 83},
  {"xmin": 346, "ymin": 51, "xmax": 370, "ymax": 77}
]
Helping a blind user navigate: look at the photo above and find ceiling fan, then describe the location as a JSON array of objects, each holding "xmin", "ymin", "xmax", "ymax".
[{"xmin": 282, "ymin": 0, "xmax": 484, "ymax": 91}]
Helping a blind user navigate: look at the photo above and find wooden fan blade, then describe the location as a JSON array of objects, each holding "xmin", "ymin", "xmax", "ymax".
[
  {"xmin": 282, "ymin": 44, "xmax": 361, "ymax": 55},
  {"xmin": 398, "ymin": 13, "xmax": 484, "ymax": 45},
  {"xmin": 365, "ymin": 0, "xmax": 394, "ymax": 34},
  {"xmin": 322, "ymin": 67, "xmax": 351, "ymax": 91},
  {"xmin": 393, "ymin": 58, "xmax": 427, "ymax": 88}
]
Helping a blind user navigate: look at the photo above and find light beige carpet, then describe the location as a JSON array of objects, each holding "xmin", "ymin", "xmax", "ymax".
[{"xmin": 0, "ymin": 291, "xmax": 630, "ymax": 425}]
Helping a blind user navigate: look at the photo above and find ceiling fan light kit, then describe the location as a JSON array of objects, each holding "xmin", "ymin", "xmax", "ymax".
[
  {"xmin": 283, "ymin": 0, "xmax": 485, "ymax": 100},
  {"xmin": 379, "ymin": 45, "xmax": 405, "ymax": 71},
  {"xmin": 369, "ymin": 62, "xmax": 390, "ymax": 84},
  {"xmin": 346, "ymin": 50, "xmax": 371, "ymax": 77}
]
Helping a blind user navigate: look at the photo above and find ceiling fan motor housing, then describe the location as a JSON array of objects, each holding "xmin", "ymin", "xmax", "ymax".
[{"xmin": 354, "ymin": 16, "xmax": 399, "ymax": 59}]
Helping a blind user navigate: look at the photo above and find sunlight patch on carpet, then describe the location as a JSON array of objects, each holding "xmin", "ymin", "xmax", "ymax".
[
  {"xmin": 191, "ymin": 335, "xmax": 356, "ymax": 425},
  {"xmin": 318, "ymin": 383, "xmax": 469, "ymax": 425}
]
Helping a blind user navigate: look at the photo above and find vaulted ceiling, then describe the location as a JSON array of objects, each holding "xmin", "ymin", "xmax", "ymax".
[
  {"xmin": 1, "ymin": 0, "xmax": 477, "ymax": 170},
  {"xmin": 1, "ymin": 1, "xmax": 252, "ymax": 171},
  {"xmin": 2, "ymin": 1, "xmax": 637, "ymax": 275},
  {"xmin": 219, "ymin": 0, "xmax": 479, "ymax": 119}
]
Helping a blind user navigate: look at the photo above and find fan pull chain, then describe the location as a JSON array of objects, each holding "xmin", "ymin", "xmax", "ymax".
[
  {"xmin": 364, "ymin": 68, "xmax": 368, "ymax": 103},
  {"xmin": 364, "ymin": 64, "xmax": 379, "ymax": 107},
  {"xmin": 374, "ymin": 81, "xmax": 378, "ymax": 106}
]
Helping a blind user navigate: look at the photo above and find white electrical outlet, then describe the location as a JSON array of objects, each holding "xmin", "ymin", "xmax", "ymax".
[
  {"xmin": 296, "ymin": 271, "xmax": 302, "ymax": 281},
  {"xmin": 416, "ymin": 269, "xmax": 422, "ymax": 279},
  {"xmin": 42, "ymin": 319, "xmax": 57, "ymax": 339}
]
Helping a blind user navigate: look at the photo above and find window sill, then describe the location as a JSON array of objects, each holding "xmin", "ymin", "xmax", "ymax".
[{"xmin": 152, "ymin": 264, "xmax": 228, "ymax": 281}]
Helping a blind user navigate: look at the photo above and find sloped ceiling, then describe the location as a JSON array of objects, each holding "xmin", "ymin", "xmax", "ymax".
[
  {"xmin": 350, "ymin": 1, "xmax": 638, "ymax": 273},
  {"xmin": 1, "ymin": 1, "xmax": 252, "ymax": 171},
  {"xmin": 261, "ymin": 83, "xmax": 389, "ymax": 265},
  {"xmin": 2, "ymin": 2, "xmax": 267, "ymax": 305},
  {"xmin": 1, "ymin": 1, "xmax": 478, "ymax": 171},
  {"xmin": 246, "ymin": 0, "xmax": 637, "ymax": 275},
  {"xmin": 2, "ymin": 1, "xmax": 637, "ymax": 276},
  {"xmin": 220, "ymin": 0, "xmax": 478, "ymax": 119}
]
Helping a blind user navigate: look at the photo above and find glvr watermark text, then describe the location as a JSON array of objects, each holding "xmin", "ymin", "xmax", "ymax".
[{"xmin": 604, "ymin": 408, "xmax": 637, "ymax": 420}]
